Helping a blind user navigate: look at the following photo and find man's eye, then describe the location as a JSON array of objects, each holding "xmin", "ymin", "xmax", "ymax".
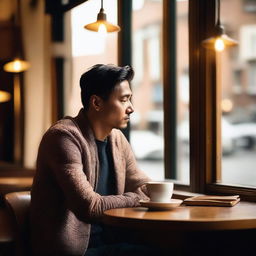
[{"xmin": 121, "ymin": 98, "xmax": 128, "ymax": 102}]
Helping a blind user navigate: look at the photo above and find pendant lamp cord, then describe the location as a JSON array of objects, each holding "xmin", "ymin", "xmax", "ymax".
[
  {"xmin": 13, "ymin": 0, "xmax": 21, "ymax": 57},
  {"xmin": 216, "ymin": 0, "xmax": 220, "ymax": 26},
  {"xmin": 14, "ymin": 0, "xmax": 22, "ymax": 26},
  {"xmin": 101, "ymin": 0, "xmax": 103, "ymax": 9}
]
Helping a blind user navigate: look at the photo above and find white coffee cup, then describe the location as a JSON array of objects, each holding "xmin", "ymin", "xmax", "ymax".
[{"xmin": 145, "ymin": 181, "xmax": 174, "ymax": 202}]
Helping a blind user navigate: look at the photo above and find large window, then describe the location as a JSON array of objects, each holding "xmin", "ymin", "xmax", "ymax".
[
  {"xmin": 130, "ymin": 0, "xmax": 164, "ymax": 180},
  {"xmin": 186, "ymin": 0, "xmax": 256, "ymax": 200},
  {"xmin": 130, "ymin": 0, "xmax": 189, "ymax": 184},
  {"xmin": 61, "ymin": 0, "xmax": 256, "ymax": 200},
  {"xmin": 219, "ymin": 0, "xmax": 256, "ymax": 187}
]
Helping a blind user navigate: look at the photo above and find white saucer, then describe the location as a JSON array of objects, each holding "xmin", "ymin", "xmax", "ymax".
[{"xmin": 139, "ymin": 199, "xmax": 183, "ymax": 210}]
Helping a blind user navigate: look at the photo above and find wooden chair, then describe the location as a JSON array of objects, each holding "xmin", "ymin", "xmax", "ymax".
[{"xmin": 4, "ymin": 191, "xmax": 31, "ymax": 256}]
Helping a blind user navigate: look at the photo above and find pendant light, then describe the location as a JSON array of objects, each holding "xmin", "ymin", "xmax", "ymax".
[
  {"xmin": 2, "ymin": 0, "xmax": 28, "ymax": 163},
  {"xmin": 3, "ymin": 0, "xmax": 30, "ymax": 73},
  {"xmin": 3, "ymin": 58, "xmax": 30, "ymax": 73},
  {"xmin": 202, "ymin": 0, "xmax": 238, "ymax": 52},
  {"xmin": 0, "ymin": 90, "xmax": 11, "ymax": 103},
  {"xmin": 84, "ymin": 0, "xmax": 120, "ymax": 33}
]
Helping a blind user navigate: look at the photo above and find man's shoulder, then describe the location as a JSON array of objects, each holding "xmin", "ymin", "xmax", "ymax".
[
  {"xmin": 42, "ymin": 117, "xmax": 84, "ymax": 143},
  {"xmin": 48, "ymin": 117, "xmax": 78, "ymax": 133}
]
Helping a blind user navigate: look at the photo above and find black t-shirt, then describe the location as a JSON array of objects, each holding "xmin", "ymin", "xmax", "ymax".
[
  {"xmin": 88, "ymin": 138, "xmax": 116, "ymax": 248},
  {"xmin": 95, "ymin": 139, "xmax": 116, "ymax": 195}
]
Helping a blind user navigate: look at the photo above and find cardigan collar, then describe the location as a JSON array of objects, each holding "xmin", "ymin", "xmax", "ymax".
[{"xmin": 73, "ymin": 108, "xmax": 96, "ymax": 143}]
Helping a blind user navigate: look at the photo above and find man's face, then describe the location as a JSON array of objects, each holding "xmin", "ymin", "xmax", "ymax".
[{"xmin": 99, "ymin": 80, "xmax": 134, "ymax": 129}]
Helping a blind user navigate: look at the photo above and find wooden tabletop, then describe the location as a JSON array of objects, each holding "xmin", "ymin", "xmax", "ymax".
[{"xmin": 103, "ymin": 201, "xmax": 256, "ymax": 231}]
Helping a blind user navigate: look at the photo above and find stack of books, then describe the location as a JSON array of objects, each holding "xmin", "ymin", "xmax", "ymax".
[{"xmin": 183, "ymin": 195, "xmax": 240, "ymax": 207}]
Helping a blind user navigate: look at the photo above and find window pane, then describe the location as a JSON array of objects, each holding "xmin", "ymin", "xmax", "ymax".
[
  {"xmin": 220, "ymin": 0, "xmax": 256, "ymax": 187},
  {"xmin": 131, "ymin": 0, "xmax": 164, "ymax": 180},
  {"xmin": 64, "ymin": 0, "xmax": 118, "ymax": 116},
  {"xmin": 130, "ymin": 0, "xmax": 189, "ymax": 183},
  {"xmin": 176, "ymin": 0, "xmax": 189, "ymax": 184}
]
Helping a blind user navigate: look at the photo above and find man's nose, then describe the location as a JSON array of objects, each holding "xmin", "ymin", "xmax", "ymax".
[{"xmin": 127, "ymin": 101, "xmax": 134, "ymax": 114}]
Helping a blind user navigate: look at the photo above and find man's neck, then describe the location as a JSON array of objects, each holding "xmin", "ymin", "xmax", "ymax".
[{"xmin": 85, "ymin": 111, "xmax": 112, "ymax": 141}]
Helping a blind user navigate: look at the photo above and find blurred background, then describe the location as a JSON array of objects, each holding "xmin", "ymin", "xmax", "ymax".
[{"xmin": 0, "ymin": 0, "xmax": 256, "ymax": 188}]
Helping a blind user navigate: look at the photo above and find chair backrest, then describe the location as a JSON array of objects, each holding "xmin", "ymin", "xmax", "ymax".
[{"xmin": 4, "ymin": 191, "xmax": 31, "ymax": 256}]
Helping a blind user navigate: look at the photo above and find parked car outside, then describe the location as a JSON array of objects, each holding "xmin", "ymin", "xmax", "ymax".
[
  {"xmin": 178, "ymin": 118, "xmax": 256, "ymax": 155},
  {"xmin": 232, "ymin": 122, "xmax": 256, "ymax": 150},
  {"xmin": 177, "ymin": 118, "xmax": 238, "ymax": 155},
  {"xmin": 130, "ymin": 130, "xmax": 164, "ymax": 160},
  {"xmin": 129, "ymin": 119, "xmax": 256, "ymax": 160}
]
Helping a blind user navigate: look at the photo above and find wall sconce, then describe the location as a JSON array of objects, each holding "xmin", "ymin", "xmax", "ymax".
[
  {"xmin": 84, "ymin": 0, "xmax": 120, "ymax": 33},
  {"xmin": 202, "ymin": 0, "xmax": 238, "ymax": 52},
  {"xmin": 0, "ymin": 90, "xmax": 11, "ymax": 103}
]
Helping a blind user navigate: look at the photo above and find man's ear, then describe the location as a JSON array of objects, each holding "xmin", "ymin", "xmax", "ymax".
[{"xmin": 90, "ymin": 95, "xmax": 103, "ymax": 111}]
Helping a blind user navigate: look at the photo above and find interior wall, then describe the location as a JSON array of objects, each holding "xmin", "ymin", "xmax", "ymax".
[
  {"xmin": 0, "ymin": 0, "xmax": 15, "ymax": 21},
  {"xmin": 21, "ymin": 0, "xmax": 52, "ymax": 168}
]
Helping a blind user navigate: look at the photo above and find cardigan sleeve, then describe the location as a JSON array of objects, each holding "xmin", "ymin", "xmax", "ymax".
[{"xmin": 40, "ymin": 128, "xmax": 142, "ymax": 221}]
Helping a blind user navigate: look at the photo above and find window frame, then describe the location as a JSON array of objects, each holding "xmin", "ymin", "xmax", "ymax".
[
  {"xmin": 163, "ymin": 0, "xmax": 178, "ymax": 182},
  {"xmin": 187, "ymin": 0, "xmax": 217, "ymax": 193},
  {"xmin": 55, "ymin": 0, "xmax": 256, "ymax": 201},
  {"xmin": 188, "ymin": 0, "xmax": 256, "ymax": 201},
  {"xmin": 118, "ymin": 0, "xmax": 256, "ymax": 201}
]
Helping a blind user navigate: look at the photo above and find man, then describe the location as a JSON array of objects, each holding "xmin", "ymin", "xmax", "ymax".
[{"xmin": 29, "ymin": 64, "xmax": 152, "ymax": 256}]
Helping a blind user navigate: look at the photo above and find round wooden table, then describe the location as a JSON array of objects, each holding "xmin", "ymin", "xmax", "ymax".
[
  {"xmin": 103, "ymin": 202, "xmax": 256, "ymax": 254},
  {"xmin": 103, "ymin": 201, "xmax": 256, "ymax": 231}
]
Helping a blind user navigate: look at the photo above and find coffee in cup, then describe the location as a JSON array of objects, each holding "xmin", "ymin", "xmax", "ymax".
[{"xmin": 145, "ymin": 181, "xmax": 174, "ymax": 202}]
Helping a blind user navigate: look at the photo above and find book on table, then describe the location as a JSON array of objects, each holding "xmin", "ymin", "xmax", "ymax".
[{"xmin": 183, "ymin": 195, "xmax": 240, "ymax": 207}]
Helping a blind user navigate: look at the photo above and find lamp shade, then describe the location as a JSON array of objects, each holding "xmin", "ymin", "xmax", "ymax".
[
  {"xmin": 84, "ymin": 20, "xmax": 120, "ymax": 33},
  {"xmin": 84, "ymin": 7, "xmax": 120, "ymax": 33},
  {"xmin": 0, "ymin": 90, "xmax": 11, "ymax": 103},
  {"xmin": 3, "ymin": 58, "xmax": 30, "ymax": 73},
  {"xmin": 202, "ymin": 34, "xmax": 238, "ymax": 51},
  {"xmin": 202, "ymin": 0, "xmax": 238, "ymax": 52}
]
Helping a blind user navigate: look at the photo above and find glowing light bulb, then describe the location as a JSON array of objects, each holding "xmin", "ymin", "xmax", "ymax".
[
  {"xmin": 13, "ymin": 60, "xmax": 22, "ymax": 72},
  {"xmin": 215, "ymin": 38, "xmax": 225, "ymax": 52},
  {"xmin": 3, "ymin": 58, "xmax": 30, "ymax": 73},
  {"xmin": 98, "ymin": 23, "xmax": 107, "ymax": 34}
]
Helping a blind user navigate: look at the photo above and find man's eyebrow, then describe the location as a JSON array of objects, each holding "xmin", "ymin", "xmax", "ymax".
[{"xmin": 120, "ymin": 93, "xmax": 132, "ymax": 98}]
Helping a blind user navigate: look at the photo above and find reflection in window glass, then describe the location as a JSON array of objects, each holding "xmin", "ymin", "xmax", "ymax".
[
  {"xmin": 64, "ymin": 0, "xmax": 118, "ymax": 116},
  {"xmin": 220, "ymin": 0, "xmax": 256, "ymax": 187},
  {"xmin": 130, "ymin": 0, "xmax": 189, "ymax": 183}
]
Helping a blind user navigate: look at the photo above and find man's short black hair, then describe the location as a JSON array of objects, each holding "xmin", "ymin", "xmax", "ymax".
[{"xmin": 80, "ymin": 64, "xmax": 134, "ymax": 111}]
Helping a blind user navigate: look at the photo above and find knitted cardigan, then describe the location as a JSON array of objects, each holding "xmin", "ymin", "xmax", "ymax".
[{"xmin": 29, "ymin": 109, "xmax": 150, "ymax": 256}]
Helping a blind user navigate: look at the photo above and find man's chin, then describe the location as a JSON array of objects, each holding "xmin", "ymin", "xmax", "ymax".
[{"xmin": 116, "ymin": 123, "xmax": 128, "ymax": 129}]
